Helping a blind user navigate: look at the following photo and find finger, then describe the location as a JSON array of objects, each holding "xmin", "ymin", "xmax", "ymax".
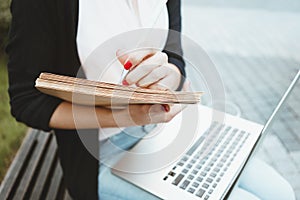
[
  {"xmin": 161, "ymin": 104, "xmax": 170, "ymax": 112},
  {"xmin": 159, "ymin": 104, "xmax": 185, "ymax": 123},
  {"xmin": 116, "ymin": 49, "xmax": 129, "ymax": 65},
  {"xmin": 117, "ymin": 49, "xmax": 157, "ymax": 70},
  {"xmin": 136, "ymin": 65, "xmax": 169, "ymax": 88},
  {"xmin": 148, "ymin": 75, "xmax": 176, "ymax": 90},
  {"xmin": 125, "ymin": 52, "xmax": 168, "ymax": 85},
  {"xmin": 169, "ymin": 104, "xmax": 186, "ymax": 117},
  {"xmin": 147, "ymin": 63, "xmax": 181, "ymax": 90},
  {"xmin": 148, "ymin": 104, "xmax": 170, "ymax": 123},
  {"xmin": 182, "ymin": 80, "xmax": 191, "ymax": 92}
]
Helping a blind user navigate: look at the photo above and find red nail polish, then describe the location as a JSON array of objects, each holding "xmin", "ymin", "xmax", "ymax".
[
  {"xmin": 162, "ymin": 104, "xmax": 170, "ymax": 112},
  {"xmin": 122, "ymin": 79, "xmax": 129, "ymax": 85},
  {"xmin": 124, "ymin": 60, "xmax": 132, "ymax": 70}
]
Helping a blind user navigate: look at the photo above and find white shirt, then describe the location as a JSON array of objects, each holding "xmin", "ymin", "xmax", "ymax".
[{"xmin": 76, "ymin": 0, "xmax": 169, "ymax": 140}]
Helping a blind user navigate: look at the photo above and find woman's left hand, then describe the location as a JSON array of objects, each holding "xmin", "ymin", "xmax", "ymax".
[{"xmin": 117, "ymin": 49, "xmax": 181, "ymax": 90}]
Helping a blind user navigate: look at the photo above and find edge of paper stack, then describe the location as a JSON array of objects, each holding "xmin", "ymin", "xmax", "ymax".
[{"xmin": 35, "ymin": 73, "xmax": 203, "ymax": 106}]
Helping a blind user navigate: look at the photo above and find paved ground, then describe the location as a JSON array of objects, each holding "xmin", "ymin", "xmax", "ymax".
[{"xmin": 182, "ymin": 1, "xmax": 300, "ymax": 199}]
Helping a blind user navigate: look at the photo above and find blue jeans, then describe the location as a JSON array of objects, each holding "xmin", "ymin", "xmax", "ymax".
[{"xmin": 98, "ymin": 126, "xmax": 295, "ymax": 200}]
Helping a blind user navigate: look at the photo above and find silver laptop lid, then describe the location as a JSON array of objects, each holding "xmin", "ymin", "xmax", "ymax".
[{"xmin": 226, "ymin": 70, "xmax": 300, "ymax": 199}]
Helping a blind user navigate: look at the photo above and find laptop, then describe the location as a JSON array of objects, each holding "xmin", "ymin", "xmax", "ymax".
[{"xmin": 111, "ymin": 70, "xmax": 299, "ymax": 200}]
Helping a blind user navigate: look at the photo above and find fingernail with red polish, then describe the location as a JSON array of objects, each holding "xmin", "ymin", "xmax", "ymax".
[
  {"xmin": 124, "ymin": 60, "xmax": 132, "ymax": 70},
  {"xmin": 162, "ymin": 104, "xmax": 170, "ymax": 112},
  {"xmin": 122, "ymin": 79, "xmax": 129, "ymax": 85}
]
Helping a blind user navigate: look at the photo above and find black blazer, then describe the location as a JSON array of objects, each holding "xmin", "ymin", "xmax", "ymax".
[{"xmin": 6, "ymin": 0, "xmax": 185, "ymax": 199}]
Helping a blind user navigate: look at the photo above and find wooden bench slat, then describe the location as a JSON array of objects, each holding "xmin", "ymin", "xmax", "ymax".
[
  {"xmin": 13, "ymin": 131, "xmax": 52, "ymax": 200},
  {"xmin": 63, "ymin": 190, "xmax": 72, "ymax": 200},
  {"xmin": 0, "ymin": 129, "xmax": 38, "ymax": 200},
  {"xmin": 1, "ymin": 129, "xmax": 71, "ymax": 200},
  {"xmin": 46, "ymin": 161, "xmax": 63, "ymax": 200},
  {"xmin": 30, "ymin": 134, "xmax": 57, "ymax": 199}
]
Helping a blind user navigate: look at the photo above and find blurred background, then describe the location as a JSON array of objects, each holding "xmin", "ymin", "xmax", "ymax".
[
  {"xmin": 182, "ymin": 0, "xmax": 300, "ymax": 199},
  {"xmin": 0, "ymin": 0, "xmax": 27, "ymax": 182},
  {"xmin": 0, "ymin": 0, "xmax": 299, "ymax": 199}
]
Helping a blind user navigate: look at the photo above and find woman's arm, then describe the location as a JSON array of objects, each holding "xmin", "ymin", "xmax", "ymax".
[
  {"xmin": 6, "ymin": 0, "xmax": 67, "ymax": 131},
  {"xmin": 164, "ymin": 0, "xmax": 186, "ymax": 90},
  {"xmin": 7, "ymin": 0, "xmax": 184, "ymax": 131},
  {"xmin": 49, "ymin": 101, "xmax": 181, "ymax": 129}
]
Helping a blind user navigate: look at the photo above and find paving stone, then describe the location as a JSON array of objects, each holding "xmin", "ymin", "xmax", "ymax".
[
  {"xmin": 273, "ymin": 159, "xmax": 299, "ymax": 175},
  {"xmin": 255, "ymin": 148, "xmax": 274, "ymax": 166},
  {"xmin": 284, "ymin": 141, "xmax": 300, "ymax": 152},
  {"xmin": 290, "ymin": 152, "xmax": 300, "ymax": 169}
]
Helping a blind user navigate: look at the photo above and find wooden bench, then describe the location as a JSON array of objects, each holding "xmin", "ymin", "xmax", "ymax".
[{"xmin": 0, "ymin": 129, "xmax": 72, "ymax": 200}]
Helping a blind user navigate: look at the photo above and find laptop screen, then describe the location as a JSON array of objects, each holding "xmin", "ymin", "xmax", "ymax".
[{"xmin": 227, "ymin": 70, "xmax": 300, "ymax": 199}]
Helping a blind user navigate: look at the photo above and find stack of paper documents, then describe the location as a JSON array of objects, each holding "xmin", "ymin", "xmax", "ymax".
[{"xmin": 35, "ymin": 73, "xmax": 203, "ymax": 106}]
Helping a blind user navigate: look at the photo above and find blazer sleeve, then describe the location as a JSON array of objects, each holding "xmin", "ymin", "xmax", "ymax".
[
  {"xmin": 164, "ymin": 0, "xmax": 186, "ymax": 90},
  {"xmin": 6, "ymin": 0, "xmax": 63, "ymax": 131}
]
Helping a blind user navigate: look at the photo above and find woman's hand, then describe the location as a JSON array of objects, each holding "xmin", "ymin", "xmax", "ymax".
[
  {"xmin": 111, "ymin": 104, "xmax": 184, "ymax": 127},
  {"xmin": 50, "ymin": 102, "xmax": 183, "ymax": 129},
  {"xmin": 110, "ymin": 81, "xmax": 190, "ymax": 127},
  {"xmin": 117, "ymin": 49, "xmax": 182, "ymax": 90},
  {"xmin": 49, "ymin": 81, "xmax": 190, "ymax": 129}
]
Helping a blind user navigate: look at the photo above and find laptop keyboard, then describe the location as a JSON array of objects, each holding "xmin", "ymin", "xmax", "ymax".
[{"xmin": 163, "ymin": 121, "xmax": 250, "ymax": 199}]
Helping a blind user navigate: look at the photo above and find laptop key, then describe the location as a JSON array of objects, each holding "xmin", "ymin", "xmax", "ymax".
[
  {"xmin": 187, "ymin": 164, "xmax": 192, "ymax": 169},
  {"xmin": 196, "ymin": 177, "xmax": 203, "ymax": 182},
  {"xmin": 200, "ymin": 172, "xmax": 207, "ymax": 177},
  {"xmin": 172, "ymin": 174, "xmax": 184, "ymax": 186},
  {"xmin": 186, "ymin": 136, "xmax": 205, "ymax": 156},
  {"xmin": 213, "ymin": 168, "xmax": 220, "ymax": 173},
  {"xmin": 190, "ymin": 159, "xmax": 196, "ymax": 164},
  {"xmin": 206, "ymin": 178, "xmax": 213, "ymax": 183},
  {"xmin": 168, "ymin": 171, "xmax": 176, "ymax": 177},
  {"xmin": 210, "ymin": 172, "xmax": 217, "ymax": 178},
  {"xmin": 192, "ymin": 182, "xmax": 199, "ymax": 188},
  {"xmin": 180, "ymin": 180, "xmax": 190, "ymax": 190},
  {"xmin": 188, "ymin": 175, "xmax": 194, "ymax": 180},
  {"xmin": 182, "ymin": 169, "xmax": 188, "ymax": 174},
  {"xmin": 196, "ymin": 165, "xmax": 202, "ymax": 170},
  {"xmin": 204, "ymin": 195, "xmax": 210, "ymax": 200},
  {"xmin": 204, "ymin": 167, "xmax": 211, "ymax": 172},
  {"xmin": 200, "ymin": 160, "xmax": 206, "ymax": 165},
  {"xmin": 188, "ymin": 187, "xmax": 195, "ymax": 194},
  {"xmin": 202, "ymin": 183, "xmax": 209, "ymax": 189},
  {"xmin": 217, "ymin": 163, "xmax": 223, "ymax": 168},
  {"xmin": 182, "ymin": 156, "xmax": 189, "ymax": 162},
  {"xmin": 196, "ymin": 188, "xmax": 206, "ymax": 198},
  {"xmin": 208, "ymin": 162, "xmax": 214, "ymax": 167}
]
